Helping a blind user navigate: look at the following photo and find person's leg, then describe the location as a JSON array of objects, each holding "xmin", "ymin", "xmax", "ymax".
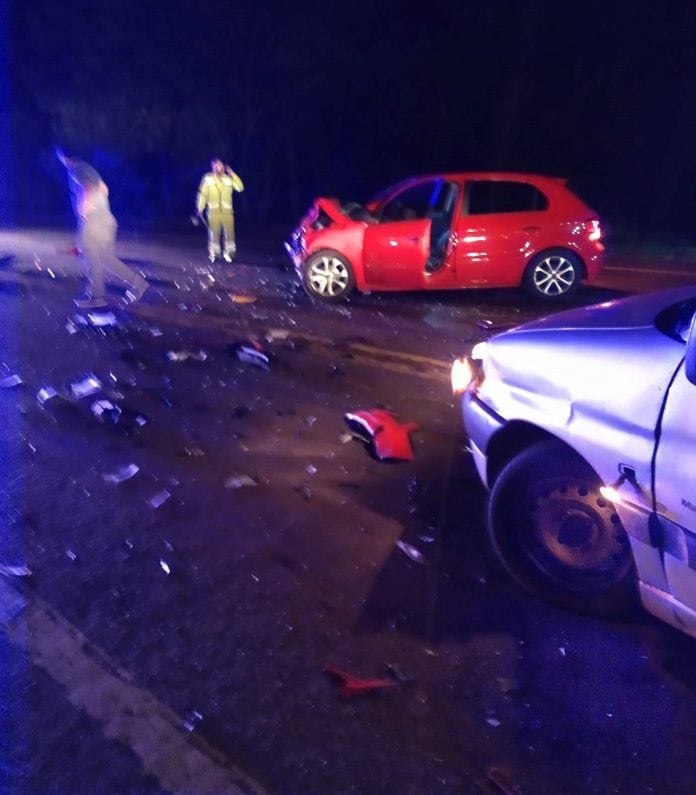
[
  {"xmin": 102, "ymin": 251, "xmax": 148, "ymax": 297},
  {"xmin": 221, "ymin": 214, "xmax": 236, "ymax": 262},
  {"xmin": 78, "ymin": 226, "xmax": 107, "ymax": 303},
  {"xmin": 91, "ymin": 217, "xmax": 148, "ymax": 301},
  {"xmin": 207, "ymin": 214, "xmax": 222, "ymax": 261}
]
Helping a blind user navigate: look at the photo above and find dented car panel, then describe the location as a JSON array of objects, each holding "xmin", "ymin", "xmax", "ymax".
[{"xmin": 459, "ymin": 286, "xmax": 696, "ymax": 637}]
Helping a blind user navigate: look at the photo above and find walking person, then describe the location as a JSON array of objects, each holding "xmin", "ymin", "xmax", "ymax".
[
  {"xmin": 56, "ymin": 148, "xmax": 149, "ymax": 309},
  {"xmin": 195, "ymin": 158, "xmax": 244, "ymax": 264}
]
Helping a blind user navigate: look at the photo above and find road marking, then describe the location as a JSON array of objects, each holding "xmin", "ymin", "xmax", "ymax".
[
  {"xmin": 603, "ymin": 265, "xmax": 696, "ymax": 278},
  {"xmin": 0, "ymin": 576, "xmax": 267, "ymax": 795},
  {"xmin": 133, "ymin": 304, "xmax": 453, "ymax": 382}
]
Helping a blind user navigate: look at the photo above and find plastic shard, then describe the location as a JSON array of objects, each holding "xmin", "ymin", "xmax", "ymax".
[
  {"xmin": 103, "ymin": 463, "xmax": 140, "ymax": 483},
  {"xmin": 324, "ymin": 662, "xmax": 399, "ymax": 698},
  {"xmin": 344, "ymin": 409, "xmax": 419, "ymax": 461},
  {"xmin": 71, "ymin": 374, "xmax": 103, "ymax": 398},
  {"xmin": 395, "ymin": 540, "xmax": 427, "ymax": 564},
  {"xmin": 0, "ymin": 374, "xmax": 23, "ymax": 388},
  {"xmin": 228, "ymin": 341, "xmax": 270, "ymax": 369},
  {"xmin": 149, "ymin": 489, "xmax": 171, "ymax": 509},
  {"xmin": 224, "ymin": 474, "xmax": 258, "ymax": 489}
]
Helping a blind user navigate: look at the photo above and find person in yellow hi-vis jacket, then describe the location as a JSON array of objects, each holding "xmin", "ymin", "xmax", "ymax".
[{"xmin": 195, "ymin": 158, "xmax": 244, "ymax": 264}]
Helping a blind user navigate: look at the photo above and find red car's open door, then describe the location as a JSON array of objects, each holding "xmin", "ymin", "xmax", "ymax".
[{"xmin": 362, "ymin": 219, "xmax": 431, "ymax": 289}]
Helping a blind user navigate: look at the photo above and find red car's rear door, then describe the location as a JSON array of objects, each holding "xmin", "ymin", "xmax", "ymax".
[
  {"xmin": 452, "ymin": 213, "xmax": 535, "ymax": 286},
  {"xmin": 452, "ymin": 179, "xmax": 550, "ymax": 287},
  {"xmin": 362, "ymin": 219, "xmax": 431, "ymax": 289}
]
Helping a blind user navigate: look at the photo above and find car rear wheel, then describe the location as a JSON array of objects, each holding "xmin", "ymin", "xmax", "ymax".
[
  {"xmin": 523, "ymin": 249, "xmax": 582, "ymax": 299},
  {"xmin": 303, "ymin": 250, "xmax": 355, "ymax": 301},
  {"xmin": 487, "ymin": 440, "xmax": 637, "ymax": 617}
]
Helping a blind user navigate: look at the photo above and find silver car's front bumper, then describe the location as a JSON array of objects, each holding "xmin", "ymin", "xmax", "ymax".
[{"xmin": 462, "ymin": 390, "xmax": 506, "ymax": 489}]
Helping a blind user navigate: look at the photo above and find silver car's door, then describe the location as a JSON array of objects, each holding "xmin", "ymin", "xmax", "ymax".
[{"xmin": 653, "ymin": 360, "xmax": 696, "ymax": 633}]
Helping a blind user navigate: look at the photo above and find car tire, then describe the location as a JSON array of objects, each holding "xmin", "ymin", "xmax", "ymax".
[
  {"xmin": 487, "ymin": 440, "xmax": 637, "ymax": 617},
  {"xmin": 303, "ymin": 250, "xmax": 355, "ymax": 301},
  {"xmin": 523, "ymin": 248, "xmax": 582, "ymax": 300}
]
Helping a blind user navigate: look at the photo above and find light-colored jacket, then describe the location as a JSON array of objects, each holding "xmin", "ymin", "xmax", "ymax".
[{"xmin": 196, "ymin": 172, "xmax": 244, "ymax": 214}]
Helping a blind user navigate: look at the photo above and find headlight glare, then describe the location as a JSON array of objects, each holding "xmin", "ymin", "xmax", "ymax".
[{"xmin": 451, "ymin": 357, "xmax": 476, "ymax": 396}]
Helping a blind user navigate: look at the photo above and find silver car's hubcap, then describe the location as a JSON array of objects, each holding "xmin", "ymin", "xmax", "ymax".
[
  {"xmin": 527, "ymin": 483, "xmax": 629, "ymax": 587},
  {"xmin": 308, "ymin": 256, "xmax": 349, "ymax": 297},
  {"xmin": 533, "ymin": 256, "xmax": 576, "ymax": 295}
]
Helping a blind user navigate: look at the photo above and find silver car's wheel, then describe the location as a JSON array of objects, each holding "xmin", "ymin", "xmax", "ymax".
[
  {"xmin": 303, "ymin": 251, "xmax": 355, "ymax": 301},
  {"xmin": 488, "ymin": 440, "xmax": 636, "ymax": 617},
  {"xmin": 524, "ymin": 249, "xmax": 582, "ymax": 299}
]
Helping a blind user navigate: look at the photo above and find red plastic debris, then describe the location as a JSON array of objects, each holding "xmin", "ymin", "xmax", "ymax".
[
  {"xmin": 324, "ymin": 662, "xmax": 399, "ymax": 698},
  {"xmin": 344, "ymin": 409, "xmax": 419, "ymax": 461}
]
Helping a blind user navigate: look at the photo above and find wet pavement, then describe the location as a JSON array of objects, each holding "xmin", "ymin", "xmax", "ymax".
[{"xmin": 2, "ymin": 227, "xmax": 696, "ymax": 794}]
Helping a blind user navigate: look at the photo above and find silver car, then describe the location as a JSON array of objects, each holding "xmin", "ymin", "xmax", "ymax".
[{"xmin": 453, "ymin": 286, "xmax": 696, "ymax": 637}]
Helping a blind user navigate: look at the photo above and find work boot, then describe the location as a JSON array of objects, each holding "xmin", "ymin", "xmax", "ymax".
[
  {"xmin": 208, "ymin": 252, "xmax": 217, "ymax": 264},
  {"xmin": 223, "ymin": 251, "xmax": 233, "ymax": 263}
]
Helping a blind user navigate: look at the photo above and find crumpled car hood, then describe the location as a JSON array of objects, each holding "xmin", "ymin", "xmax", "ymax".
[
  {"xmin": 477, "ymin": 288, "xmax": 693, "ymax": 457},
  {"xmin": 315, "ymin": 197, "xmax": 350, "ymax": 224}
]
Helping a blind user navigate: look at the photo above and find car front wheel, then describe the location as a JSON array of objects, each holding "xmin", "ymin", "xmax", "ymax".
[
  {"xmin": 303, "ymin": 250, "xmax": 355, "ymax": 301},
  {"xmin": 523, "ymin": 249, "xmax": 582, "ymax": 299},
  {"xmin": 487, "ymin": 440, "xmax": 636, "ymax": 617}
]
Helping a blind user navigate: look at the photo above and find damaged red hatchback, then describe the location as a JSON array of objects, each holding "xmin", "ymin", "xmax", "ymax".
[{"xmin": 286, "ymin": 172, "xmax": 604, "ymax": 301}]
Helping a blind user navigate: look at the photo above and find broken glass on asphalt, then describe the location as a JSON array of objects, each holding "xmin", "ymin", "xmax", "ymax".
[
  {"xmin": 37, "ymin": 386, "xmax": 59, "ymax": 405},
  {"xmin": 396, "ymin": 540, "xmax": 427, "ymax": 564},
  {"xmin": 149, "ymin": 489, "xmax": 171, "ymax": 508},
  {"xmin": 91, "ymin": 399, "xmax": 123, "ymax": 423},
  {"xmin": 166, "ymin": 350, "xmax": 208, "ymax": 362},
  {"xmin": 0, "ymin": 374, "xmax": 23, "ymax": 388},
  {"xmin": 71, "ymin": 374, "xmax": 103, "ymax": 398},
  {"xmin": 224, "ymin": 474, "xmax": 258, "ymax": 489},
  {"xmin": 102, "ymin": 463, "xmax": 140, "ymax": 483},
  {"xmin": 228, "ymin": 341, "xmax": 270, "ymax": 369}
]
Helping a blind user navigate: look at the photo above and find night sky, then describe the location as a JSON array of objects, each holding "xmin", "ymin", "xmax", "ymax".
[{"xmin": 5, "ymin": 0, "xmax": 696, "ymax": 239}]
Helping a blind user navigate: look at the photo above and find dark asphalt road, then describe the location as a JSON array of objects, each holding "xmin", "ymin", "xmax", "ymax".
[{"xmin": 2, "ymin": 228, "xmax": 696, "ymax": 794}]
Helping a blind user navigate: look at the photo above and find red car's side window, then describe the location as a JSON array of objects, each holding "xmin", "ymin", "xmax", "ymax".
[{"xmin": 462, "ymin": 181, "xmax": 549, "ymax": 215}]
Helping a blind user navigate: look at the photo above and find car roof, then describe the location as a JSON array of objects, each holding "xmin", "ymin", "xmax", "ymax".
[{"xmin": 390, "ymin": 172, "xmax": 567, "ymax": 189}]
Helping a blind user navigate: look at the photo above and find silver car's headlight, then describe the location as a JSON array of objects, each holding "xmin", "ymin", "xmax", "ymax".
[{"xmin": 451, "ymin": 342, "xmax": 488, "ymax": 396}]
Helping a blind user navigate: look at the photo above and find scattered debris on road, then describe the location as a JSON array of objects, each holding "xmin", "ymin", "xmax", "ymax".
[
  {"xmin": 228, "ymin": 341, "xmax": 270, "ymax": 369},
  {"xmin": 102, "ymin": 463, "xmax": 140, "ymax": 484},
  {"xmin": 0, "ymin": 564, "xmax": 32, "ymax": 577},
  {"xmin": 36, "ymin": 386, "xmax": 59, "ymax": 405},
  {"xmin": 224, "ymin": 474, "xmax": 258, "ymax": 489},
  {"xmin": 149, "ymin": 489, "xmax": 171, "ymax": 509},
  {"xmin": 0, "ymin": 374, "xmax": 23, "ymax": 388},
  {"xmin": 159, "ymin": 558, "xmax": 173, "ymax": 576},
  {"xmin": 71, "ymin": 374, "xmax": 103, "ymax": 398},
  {"xmin": 167, "ymin": 350, "xmax": 208, "ymax": 362},
  {"xmin": 395, "ymin": 540, "xmax": 428, "ymax": 564},
  {"xmin": 344, "ymin": 409, "xmax": 419, "ymax": 461},
  {"xmin": 324, "ymin": 662, "xmax": 399, "ymax": 698}
]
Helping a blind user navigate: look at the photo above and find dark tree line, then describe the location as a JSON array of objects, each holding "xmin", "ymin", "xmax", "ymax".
[{"xmin": 7, "ymin": 0, "xmax": 696, "ymax": 240}]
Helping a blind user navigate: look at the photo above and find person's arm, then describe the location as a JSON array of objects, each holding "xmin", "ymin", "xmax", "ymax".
[
  {"xmin": 225, "ymin": 166, "xmax": 244, "ymax": 192},
  {"xmin": 195, "ymin": 177, "xmax": 209, "ymax": 214}
]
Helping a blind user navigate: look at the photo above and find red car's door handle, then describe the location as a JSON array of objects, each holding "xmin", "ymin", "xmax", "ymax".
[
  {"xmin": 407, "ymin": 235, "xmax": 420, "ymax": 243},
  {"xmin": 522, "ymin": 226, "xmax": 541, "ymax": 234}
]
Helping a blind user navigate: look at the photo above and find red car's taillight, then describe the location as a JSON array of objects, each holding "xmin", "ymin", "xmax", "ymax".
[{"xmin": 588, "ymin": 218, "xmax": 602, "ymax": 242}]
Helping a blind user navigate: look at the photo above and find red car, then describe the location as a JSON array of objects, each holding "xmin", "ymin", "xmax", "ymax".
[{"xmin": 286, "ymin": 172, "xmax": 604, "ymax": 301}]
